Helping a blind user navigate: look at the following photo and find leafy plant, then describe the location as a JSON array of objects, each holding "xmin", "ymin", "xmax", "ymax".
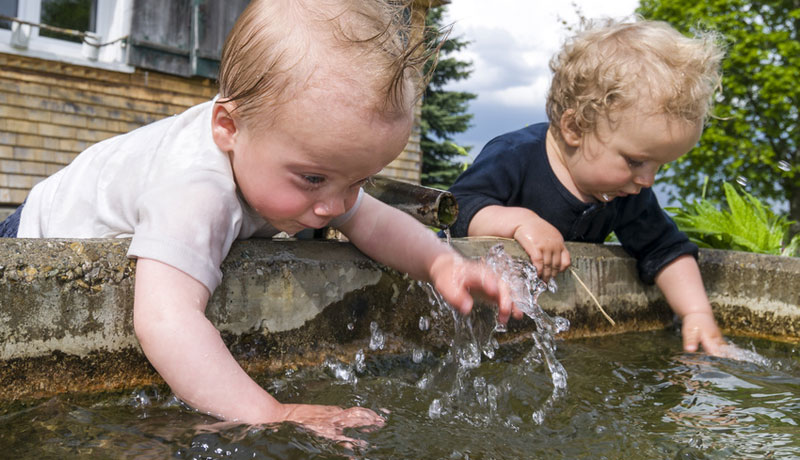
[{"xmin": 666, "ymin": 180, "xmax": 800, "ymax": 256}]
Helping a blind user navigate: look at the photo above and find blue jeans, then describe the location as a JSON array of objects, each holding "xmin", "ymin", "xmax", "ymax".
[{"xmin": 0, "ymin": 202, "xmax": 24, "ymax": 237}]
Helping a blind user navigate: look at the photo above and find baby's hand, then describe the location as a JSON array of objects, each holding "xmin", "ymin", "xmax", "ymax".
[
  {"xmin": 513, "ymin": 217, "xmax": 570, "ymax": 282},
  {"xmin": 681, "ymin": 311, "xmax": 727, "ymax": 356},
  {"xmin": 282, "ymin": 403, "xmax": 385, "ymax": 448},
  {"xmin": 429, "ymin": 253, "xmax": 521, "ymax": 324}
]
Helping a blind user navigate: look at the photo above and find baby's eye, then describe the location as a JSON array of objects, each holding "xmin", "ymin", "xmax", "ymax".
[
  {"xmin": 625, "ymin": 156, "xmax": 644, "ymax": 168},
  {"xmin": 303, "ymin": 175, "xmax": 325, "ymax": 185}
]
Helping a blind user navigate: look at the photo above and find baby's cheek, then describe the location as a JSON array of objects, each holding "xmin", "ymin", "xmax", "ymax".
[{"xmin": 255, "ymin": 192, "xmax": 309, "ymax": 219}]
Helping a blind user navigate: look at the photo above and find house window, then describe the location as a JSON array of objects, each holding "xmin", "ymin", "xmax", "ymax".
[
  {"xmin": 0, "ymin": 0, "xmax": 131, "ymax": 71},
  {"xmin": 39, "ymin": 0, "xmax": 97, "ymax": 43},
  {"xmin": 0, "ymin": 0, "xmax": 17, "ymax": 30}
]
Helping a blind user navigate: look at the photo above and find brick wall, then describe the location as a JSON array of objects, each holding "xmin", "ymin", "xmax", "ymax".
[{"xmin": 0, "ymin": 52, "xmax": 423, "ymax": 215}]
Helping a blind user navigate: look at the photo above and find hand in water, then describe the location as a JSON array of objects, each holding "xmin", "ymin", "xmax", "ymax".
[
  {"xmin": 198, "ymin": 403, "xmax": 383, "ymax": 450},
  {"xmin": 283, "ymin": 403, "xmax": 384, "ymax": 448},
  {"xmin": 681, "ymin": 311, "xmax": 727, "ymax": 355},
  {"xmin": 681, "ymin": 312, "xmax": 770, "ymax": 365}
]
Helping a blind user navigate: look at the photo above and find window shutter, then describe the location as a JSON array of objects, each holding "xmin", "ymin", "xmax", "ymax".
[{"xmin": 128, "ymin": 0, "xmax": 249, "ymax": 78}]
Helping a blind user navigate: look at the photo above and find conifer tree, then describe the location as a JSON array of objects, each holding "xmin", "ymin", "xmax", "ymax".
[{"xmin": 420, "ymin": 6, "xmax": 476, "ymax": 189}]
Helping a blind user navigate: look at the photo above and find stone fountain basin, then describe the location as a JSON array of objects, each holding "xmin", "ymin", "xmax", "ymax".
[{"xmin": 0, "ymin": 237, "xmax": 797, "ymax": 401}]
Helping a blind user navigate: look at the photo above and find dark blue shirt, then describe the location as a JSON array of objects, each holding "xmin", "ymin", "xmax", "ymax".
[{"xmin": 448, "ymin": 122, "xmax": 697, "ymax": 284}]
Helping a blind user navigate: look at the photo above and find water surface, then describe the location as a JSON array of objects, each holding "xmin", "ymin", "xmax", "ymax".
[{"xmin": 1, "ymin": 331, "xmax": 798, "ymax": 459}]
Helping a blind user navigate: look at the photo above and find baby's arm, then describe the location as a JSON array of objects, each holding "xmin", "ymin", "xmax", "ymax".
[
  {"xmin": 338, "ymin": 195, "xmax": 520, "ymax": 324},
  {"xmin": 654, "ymin": 254, "xmax": 726, "ymax": 355},
  {"xmin": 468, "ymin": 205, "xmax": 570, "ymax": 282},
  {"xmin": 133, "ymin": 258, "xmax": 383, "ymax": 439}
]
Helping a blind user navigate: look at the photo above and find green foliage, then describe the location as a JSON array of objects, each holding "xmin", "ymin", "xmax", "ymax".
[
  {"xmin": 420, "ymin": 6, "xmax": 476, "ymax": 190},
  {"xmin": 637, "ymin": 0, "xmax": 800, "ymax": 224},
  {"xmin": 666, "ymin": 181, "xmax": 800, "ymax": 256}
]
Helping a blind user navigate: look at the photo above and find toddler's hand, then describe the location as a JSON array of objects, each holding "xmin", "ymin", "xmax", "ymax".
[
  {"xmin": 429, "ymin": 253, "xmax": 521, "ymax": 324},
  {"xmin": 681, "ymin": 311, "xmax": 726, "ymax": 356},
  {"xmin": 282, "ymin": 403, "xmax": 385, "ymax": 449},
  {"xmin": 513, "ymin": 217, "xmax": 570, "ymax": 282}
]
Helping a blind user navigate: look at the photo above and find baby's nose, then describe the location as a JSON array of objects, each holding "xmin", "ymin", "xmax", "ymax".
[
  {"xmin": 313, "ymin": 197, "xmax": 346, "ymax": 217},
  {"xmin": 634, "ymin": 171, "xmax": 656, "ymax": 188}
]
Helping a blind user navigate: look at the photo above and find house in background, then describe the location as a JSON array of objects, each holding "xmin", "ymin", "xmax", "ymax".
[{"xmin": 0, "ymin": 0, "xmax": 435, "ymax": 219}]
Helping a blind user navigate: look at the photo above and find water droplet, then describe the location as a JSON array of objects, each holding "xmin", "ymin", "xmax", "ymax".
[
  {"xmin": 778, "ymin": 160, "xmax": 791, "ymax": 172},
  {"xmin": 418, "ymin": 316, "xmax": 430, "ymax": 331},
  {"xmin": 554, "ymin": 316, "xmax": 570, "ymax": 334},
  {"xmin": 369, "ymin": 321, "xmax": 385, "ymax": 351},
  {"xmin": 428, "ymin": 398, "xmax": 442, "ymax": 418},
  {"xmin": 355, "ymin": 349, "xmax": 366, "ymax": 373},
  {"xmin": 736, "ymin": 176, "xmax": 748, "ymax": 186},
  {"xmin": 346, "ymin": 322, "xmax": 354, "ymax": 331}
]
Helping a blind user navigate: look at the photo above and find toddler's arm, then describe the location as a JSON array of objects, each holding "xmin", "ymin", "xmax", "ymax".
[
  {"xmin": 338, "ymin": 195, "xmax": 521, "ymax": 324},
  {"xmin": 133, "ymin": 258, "xmax": 383, "ymax": 441},
  {"xmin": 654, "ymin": 254, "xmax": 727, "ymax": 355},
  {"xmin": 468, "ymin": 205, "xmax": 571, "ymax": 282}
]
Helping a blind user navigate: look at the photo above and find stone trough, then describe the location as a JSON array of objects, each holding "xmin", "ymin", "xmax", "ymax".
[{"xmin": 0, "ymin": 237, "xmax": 798, "ymax": 402}]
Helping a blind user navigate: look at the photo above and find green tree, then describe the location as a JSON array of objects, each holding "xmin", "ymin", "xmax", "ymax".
[
  {"xmin": 637, "ymin": 1, "xmax": 800, "ymax": 225},
  {"xmin": 420, "ymin": 6, "xmax": 476, "ymax": 189}
]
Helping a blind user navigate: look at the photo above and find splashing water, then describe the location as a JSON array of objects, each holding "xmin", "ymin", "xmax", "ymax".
[
  {"xmin": 418, "ymin": 316, "xmax": 430, "ymax": 331},
  {"xmin": 417, "ymin": 243, "xmax": 570, "ymax": 425},
  {"xmin": 484, "ymin": 243, "xmax": 569, "ymax": 423},
  {"xmin": 369, "ymin": 321, "xmax": 386, "ymax": 351}
]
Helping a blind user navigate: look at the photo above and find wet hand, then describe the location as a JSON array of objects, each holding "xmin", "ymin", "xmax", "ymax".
[
  {"xmin": 429, "ymin": 253, "xmax": 522, "ymax": 324},
  {"xmin": 681, "ymin": 311, "xmax": 726, "ymax": 356},
  {"xmin": 513, "ymin": 218, "xmax": 570, "ymax": 283},
  {"xmin": 282, "ymin": 403, "xmax": 385, "ymax": 449}
]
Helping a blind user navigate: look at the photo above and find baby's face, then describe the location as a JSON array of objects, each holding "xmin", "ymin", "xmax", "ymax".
[
  {"xmin": 226, "ymin": 85, "xmax": 413, "ymax": 235},
  {"xmin": 568, "ymin": 106, "xmax": 702, "ymax": 203}
]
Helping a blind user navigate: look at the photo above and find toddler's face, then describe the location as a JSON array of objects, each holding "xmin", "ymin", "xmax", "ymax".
[
  {"xmin": 568, "ymin": 106, "xmax": 702, "ymax": 203},
  {"xmin": 224, "ymin": 86, "xmax": 412, "ymax": 235}
]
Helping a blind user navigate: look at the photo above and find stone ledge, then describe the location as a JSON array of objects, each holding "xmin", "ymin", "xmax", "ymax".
[{"xmin": 0, "ymin": 237, "xmax": 797, "ymax": 401}]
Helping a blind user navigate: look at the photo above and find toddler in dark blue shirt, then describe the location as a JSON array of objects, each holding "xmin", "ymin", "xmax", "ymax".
[{"xmin": 449, "ymin": 18, "xmax": 729, "ymax": 356}]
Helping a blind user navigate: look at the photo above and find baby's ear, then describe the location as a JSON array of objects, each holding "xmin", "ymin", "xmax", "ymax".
[
  {"xmin": 211, "ymin": 102, "xmax": 239, "ymax": 152},
  {"xmin": 559, "ymin": 110, "xmax": 582, "ymax": 147}
]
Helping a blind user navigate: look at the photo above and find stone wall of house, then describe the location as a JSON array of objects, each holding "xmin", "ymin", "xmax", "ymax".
[{"xmin": 0, "ymin": 52, "xmax": 423, "ymax": 217}]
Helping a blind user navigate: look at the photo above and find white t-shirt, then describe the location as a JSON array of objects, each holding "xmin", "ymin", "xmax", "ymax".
[{"xmin": 18, "ymin": 99, "xmax": 362, "ymax": 293}]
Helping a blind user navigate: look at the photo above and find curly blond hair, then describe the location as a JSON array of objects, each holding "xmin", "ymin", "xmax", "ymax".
[
  {"xmin": 217, "ymin": 0, "xmax": 433, "ymax": 128},
  {"xmin": 546, "ymin": 18, "xmax": 723, "ymax": 140}
]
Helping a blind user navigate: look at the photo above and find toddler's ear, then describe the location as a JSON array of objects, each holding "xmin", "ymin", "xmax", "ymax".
[
  {"xmin": 211, "ymin": 102, "xmax": 239, "ymax": 153},
  {"xmin": 559, "ymin": 110, "xmax": 582, "ymax": 147}
]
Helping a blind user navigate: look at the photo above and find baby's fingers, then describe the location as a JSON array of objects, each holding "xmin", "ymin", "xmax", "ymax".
[
  {"xmin": 497, "ymin": 274, "xmax": 520, "ymax": 323},
  {"xmin": 527, "ymin": 247, "xmax": 546, "ymax": 281},
  {"xmin": 560, "ymin": 249, "xmax": 571, "ymax": 273},
  {"xmin": 682, "ymin": 325, "xmax": 701, "ymax": 353},
  {"xmin": 462, "ymin": 265, "xmax": 517, "ymax": 324}
]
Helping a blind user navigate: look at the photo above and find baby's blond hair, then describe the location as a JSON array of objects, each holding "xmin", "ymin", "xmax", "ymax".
[
  {"xmin": 546, "ymin": 18, "xmax": 723, "ymax": 140},
  {"xmin": 218, "ymin": 0, "xmax": 432, "ymax": 128}
]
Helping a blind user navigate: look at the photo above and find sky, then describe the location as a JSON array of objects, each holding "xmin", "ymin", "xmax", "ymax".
[{"xmin": 441, "ymin": 0, "xmax": 640, "ymax": 157}]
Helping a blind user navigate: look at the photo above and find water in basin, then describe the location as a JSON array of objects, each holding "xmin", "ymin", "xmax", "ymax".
[{"xmin": 1, "ymin": 330, "xmax": 797, "ymax": 459}]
